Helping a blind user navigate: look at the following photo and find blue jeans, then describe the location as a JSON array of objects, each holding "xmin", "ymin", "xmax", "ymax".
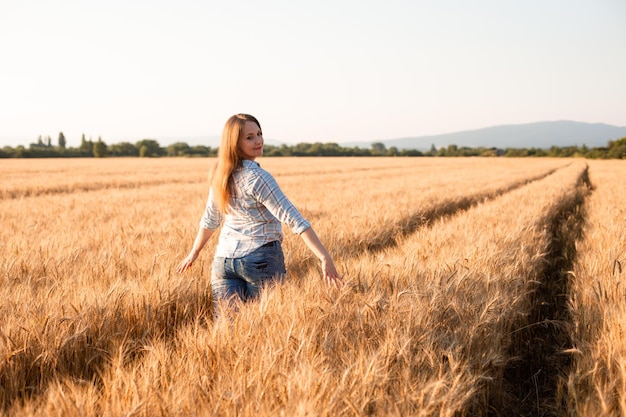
[{"xmin": 211, "ymin": 241, "xmax": 286, "ymax": 310}]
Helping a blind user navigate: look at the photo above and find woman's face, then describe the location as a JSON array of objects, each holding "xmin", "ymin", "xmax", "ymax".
[{"xmin": 238, "ymin": 121, "xmax": 264, "ymax": 160}]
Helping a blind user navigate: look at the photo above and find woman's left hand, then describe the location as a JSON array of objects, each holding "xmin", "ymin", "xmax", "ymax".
[{"xmin": 322, "ymin": 258, "xmax": 343, "ymax": 289}]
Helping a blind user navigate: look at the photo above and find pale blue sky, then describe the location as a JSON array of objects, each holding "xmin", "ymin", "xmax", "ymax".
[{"xmin": 1, "ymin": 0, "xmax": 624, "ymax": 147}]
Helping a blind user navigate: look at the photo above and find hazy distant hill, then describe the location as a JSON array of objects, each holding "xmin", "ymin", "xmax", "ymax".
[
  {"xmin": 341, "ymin": 121, "xmax": 626, "ymax": 150},
  {"xmin": 4, "ymin": 121, "xmax": 623, "ymax": 151}
]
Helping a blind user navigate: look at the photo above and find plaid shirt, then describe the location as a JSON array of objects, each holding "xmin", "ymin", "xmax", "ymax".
[{"xmin": 200, "ymin": 160, "xmax": 311, "ymax": 258}]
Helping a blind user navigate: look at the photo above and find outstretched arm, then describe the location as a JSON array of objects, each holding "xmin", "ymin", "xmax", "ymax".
[
  {"xmin": 300, "ymin": 227, "xmax": 343, "ymax": 289},
  {"xmin": 176, "ymin": 227, "xmax": 215, "ymax": 273}
]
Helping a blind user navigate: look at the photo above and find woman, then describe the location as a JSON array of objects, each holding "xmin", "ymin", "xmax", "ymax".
[{"xmin": 176, "ymin": 114, "xmax": 342, "ymax": 313}]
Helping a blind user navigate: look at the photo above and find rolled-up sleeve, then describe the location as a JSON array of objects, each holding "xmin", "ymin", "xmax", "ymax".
[
  {"xmin": 200, "ymin": 188, "xmax": 223, "ymax": 230},
  {"xmin": 252, "ymin": 174, "xmax": 310, "ymax": 234}
]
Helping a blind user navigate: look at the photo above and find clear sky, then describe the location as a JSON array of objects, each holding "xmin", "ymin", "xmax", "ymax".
[{"xmin": 1, "ymin": 0, "xmax": 625, "ymax": 148}]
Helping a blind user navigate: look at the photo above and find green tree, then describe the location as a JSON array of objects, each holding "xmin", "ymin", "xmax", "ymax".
[
  {"xmin": 322, "ymin": 143, "xmax": 343, "ymax": 156},
  {"xmin": 14, "ymin": 146, "xmax": 27, "ymax": 158},
  {"xmin": 371, "ymin": 142, "xmax": 387, "ymax": 155},
  {"xmin": 93, "ymin": 137, "xmax": 107, "ymax": 157},
  {"xmin": 189, "ymin": 145, "xmax": 213, "ymax": 156},
  {"xmin": 167, "ymin": 142, "xmax": 191, "ymax": 156},
  {"xmin": 109, "ymin": 142, "xmax": 139, "ymax": 156},
  {"xmin": 580, "ymin": 144, "xmax": 588, "ymax": 156},
  {"xmin": 79, "ymin": 134, "xmax": 93, "ymax": 155},
  {"xmin": 303, "ymin": 142, "xmax": 343, "ymax": 156},
  {"xmin": 608, "ymin": 137, "xmax": 626, "ymax": 159},
  {"xmin": 264, "ymin": 145, "xmax": 283, "ymax": 156},
  {"xmin": 401, "ymin": 149, "xmax": 423, "ymax": 156},
  {"xmin": 547, "ymin": 146, "xmax": 561, "ymax": 157},
  {"xmin": 58, "ymin": 132, "xmax": 66, "ymax": 149},
  {"xmin": 136, "ymin": 139, "xmax": 163, "ymax": 157},
  {"xmin": 278, "ymin": 144, "xmax": 292, "ymax": 156},
  {"xmin": 292, "ymin": 142, "xmax": 313, "ymax": 156},
  {"xmin": 0, "ymin": 146, "xmax": 13, "ymax": 158}
]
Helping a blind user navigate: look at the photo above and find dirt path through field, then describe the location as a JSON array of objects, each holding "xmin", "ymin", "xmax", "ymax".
[{"xmin": 500, "ymin": 167, "xmax": 590, "ymax": 416}]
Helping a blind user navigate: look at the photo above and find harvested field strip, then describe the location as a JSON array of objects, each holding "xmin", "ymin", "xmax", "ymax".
[{"xmin": 566, "ymin": 160, "xmax": 626, "ymax": 416}]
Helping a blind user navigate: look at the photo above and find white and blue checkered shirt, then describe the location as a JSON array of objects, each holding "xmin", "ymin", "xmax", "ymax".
[{"xmin": 200, "ymin": 160, "xmax": 311, "ymax": 258}]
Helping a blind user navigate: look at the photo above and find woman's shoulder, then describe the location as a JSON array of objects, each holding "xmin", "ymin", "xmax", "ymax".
[
  {"xmin": 242, "ymin": 160, "xmax": 272, "ymax": 176},
  {"xmin": 236, "ymin": 160, "xmax": 273, "ymax": 187}
]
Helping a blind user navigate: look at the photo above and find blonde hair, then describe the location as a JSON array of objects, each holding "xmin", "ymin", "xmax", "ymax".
[{"xmin": 210, "ymin": 114, "xmax": 261, "ymax": 213}]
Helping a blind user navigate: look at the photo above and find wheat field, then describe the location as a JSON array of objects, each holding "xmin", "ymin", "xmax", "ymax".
[
  {"xmin": 0, "ymin": 157, "xmax": 624, "ymax": 416},
  {"xmin": 567, "ymin": 160, "xmax": 626, "ymax": 416}
]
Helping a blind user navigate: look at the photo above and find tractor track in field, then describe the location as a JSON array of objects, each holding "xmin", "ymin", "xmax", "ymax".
[
  {"xmin": 0, "ymin": 178, "xmax": 201, "ymax": 200},
  {"xmin": 359, "ymin": 161, "xmax": 591, "ymax": 417},
  {"xmin": 357, "ymin": 165, "xmax": 567, "ymax": 254},
  {"xmin": 494, "ymin": 166, "xmax": 592, "ymax": 417}
]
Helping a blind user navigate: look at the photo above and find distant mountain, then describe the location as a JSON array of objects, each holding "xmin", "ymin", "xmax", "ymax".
[
  {"xmin": 341, "ymin": 121, "xmax": 626, "ymax": 150},
  {"xmin": 4, "ymin": 121, "xmax": 622, "ymax": 150}
]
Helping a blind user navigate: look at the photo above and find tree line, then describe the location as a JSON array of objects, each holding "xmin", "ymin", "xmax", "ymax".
[{"xmin": 1, "ymin": 132, "xmax": 625, "ymax": 159}]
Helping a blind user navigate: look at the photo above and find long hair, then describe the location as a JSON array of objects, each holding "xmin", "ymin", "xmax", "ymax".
[{"xmin": 210, "ymin": 114, "xmax": 261, "ymax": 213}]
